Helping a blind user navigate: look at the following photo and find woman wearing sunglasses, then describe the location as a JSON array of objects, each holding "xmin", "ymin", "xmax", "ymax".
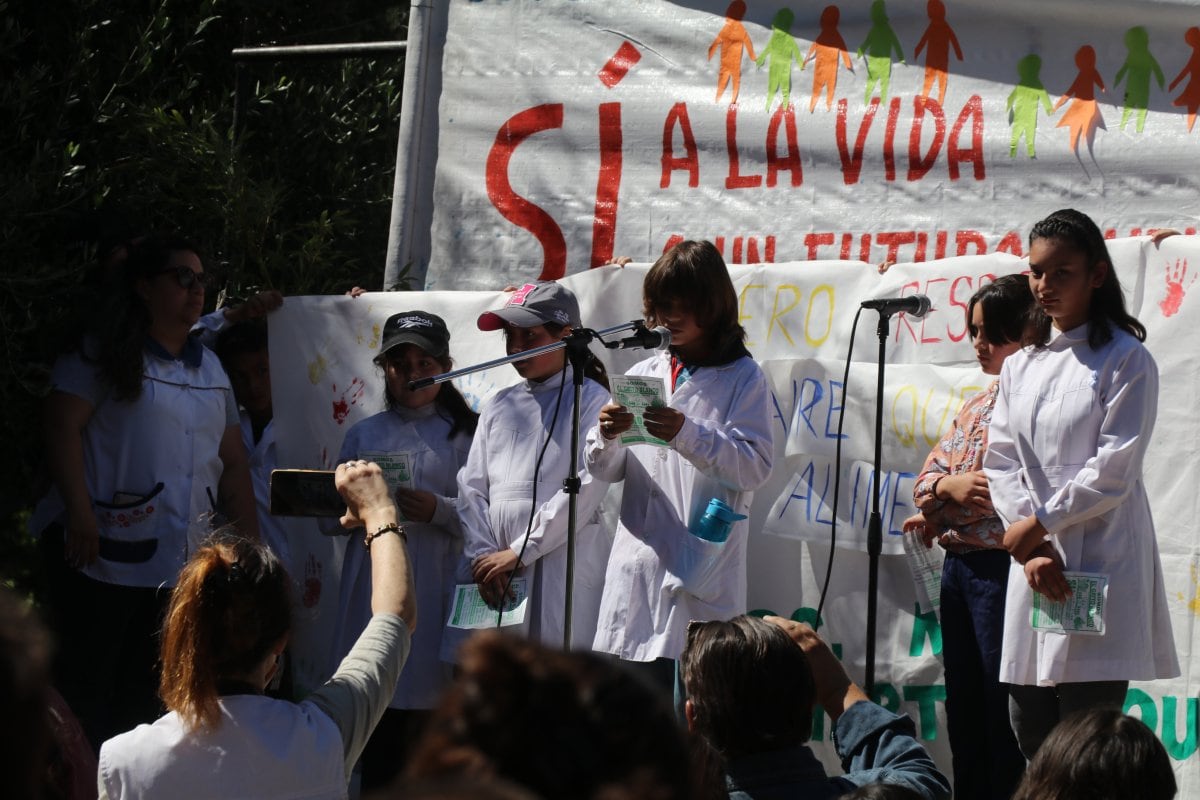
[{"xmin": 33, "ymin": 233, "xmax": 258, "ymax": 752}]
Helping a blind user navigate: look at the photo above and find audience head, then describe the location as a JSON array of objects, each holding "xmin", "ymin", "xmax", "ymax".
[
  {"xmin": 406, "ymin": 630, "xmax": 692, "ymax": 800},
  {"xmin": 216, "ymin": 318, "xmax": 272, "ymax": 422},
  {"xmin": 680, "ymin": 615, "xmax": 815, "ymax": 759},
  {"xmin": 0, "ymin": 588, "xmax": 53, "ymax": 800},
  {"xmin": 1012, "ymin": 708, "xmax": 1176, "ymax": 800},
  {"xmin": 643, "ymin": 239, "xmax": 745, "ymax": 359},
  {"xmin": 159, "ymin": 532, "xmax": 292, "ymax": 731},
  {"xmin": 1027, "ymin": 208, "xmax": 1144, "ymax": 347},
  {"xmin": 840, "ymin": 783, "xmax": 924, "ymax": 800}
]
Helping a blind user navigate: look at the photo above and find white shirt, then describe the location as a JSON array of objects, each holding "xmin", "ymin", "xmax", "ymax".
[
  {"xmin": 34, "ymin": 343, "xmax": 237, "ymax": 588},
  {"xmin": 99, "ymin": 613, "xmax": 411, "ymax": 800},
  {"xmin": 985, "ymin": 324, "xmax": 1179, "ymax": 686},
  {"xmin": 587, "ymin": 351, "xmax": 774, "ymax": 662},
  {"xmin": 454, "ymin": 366, "xmax": 612, "ymax": 651},
  {"xmin": 335, "ymin": 404, "xmax": 470, "ymax": 708}
]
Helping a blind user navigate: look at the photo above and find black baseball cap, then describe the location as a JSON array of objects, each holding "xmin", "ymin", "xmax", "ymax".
[{"xmin": 375, "ymin": 311, "xmax": 451, "ymax": 363}]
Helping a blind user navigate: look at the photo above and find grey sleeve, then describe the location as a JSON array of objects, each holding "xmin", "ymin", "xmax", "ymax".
[
  {"xmin": 305, "ymin": 613, "xmax": 412, "ymax": 779},
  {"xmin": 224, "ymin": 387, "xmax": 240, "ymax": 427}
]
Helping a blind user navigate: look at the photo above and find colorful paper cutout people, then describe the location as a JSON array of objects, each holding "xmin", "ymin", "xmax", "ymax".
[
  {"xmin": 856, "ymin": 0, "xmax": 905, "ymax": 103},
  {"xmin": 1114, "ymin": 26, "xmax": 1165, "ymax": 133},
  {"xmin": 1007, "ymin": 54, "xmax": 1054, "ymax": 158},
  {"xmin": 1169, "ymin": 26, "xmax": 1200, "ymax": 132},
  {"xmin": 709, "ymin": 0, "xmax": 757, "ymax": 103},
  {"xmin": 913, "ymin": 0, "xmax": 962, "ymax": 106},
  {"xmin": 804, "ymin": 5, "xmax": 853, "ymax": 112},
  {"xmin": 756, "ymin": 7, "xmax": 805, "ymax": 110},
  {"xmin": 1055, "ymin": 45, "xmax": 1107, "ymax": 161}
]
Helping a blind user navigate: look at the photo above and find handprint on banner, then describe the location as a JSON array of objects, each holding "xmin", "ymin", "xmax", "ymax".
[
  {"xmin": 804, "ymin": 6, "xmax": 853, "ymax": 112},
  {"xmin": 1169, "ymin": 27, "xmax": 1200, "ymax": 132},
  {"xmin": 708, "ymin": 0, "xmax": 756, "ymax": 103},
  {"xmin": 913, "ymin": 0, "xmax": 962, "ymax": 107},
  {"xmin": 1160, "ymin": 258, "xmax": 1196, "ymax": 317},
  {"xmin": 1114, "ymin": 26, "xmax": 1165, "ymax": 134},
  {"xmin": 331, "ymin": 377, "xmax": 366, "ymax": 424},
  {"xmin": 302, "ymin": 554, "xmax": 323, "ymax": 609}
]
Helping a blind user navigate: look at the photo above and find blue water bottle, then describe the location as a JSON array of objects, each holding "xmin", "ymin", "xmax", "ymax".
[{"xmin": 689, "ymin": 498, "xmax": 748, "ymax": 544}]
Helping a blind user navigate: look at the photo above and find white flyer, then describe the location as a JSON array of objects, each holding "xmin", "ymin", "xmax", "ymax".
[
  {"xmin": 1030, "ymin": 572, "xmax": 1108, "ymax": 635},
  {"xmin": 609, "ymin": 374, "xmax": 669, "ymax": 447},
  {"xmin": 902, "ymin": 529, "xmax": 943, "ymax": 617},
  {"xmin": 446, "ymin": 578, "xmax": 529, "ymax": 629}
]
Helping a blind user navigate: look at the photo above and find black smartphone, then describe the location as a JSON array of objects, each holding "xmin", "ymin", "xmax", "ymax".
[{"xmin": 269, "ymin": 469, "xmax": 344, "ymax": 517}]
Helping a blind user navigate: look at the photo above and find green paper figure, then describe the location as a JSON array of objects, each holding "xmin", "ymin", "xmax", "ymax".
[
  {"xmin": 756, "ymin": 8, "xmax": 805, "ymax": 111},
  {"xmin": 856, "ymin": 0, "xmax": 905, "ymax": 104},
  {"xmin": 1006, "ymin": 54, "xmax": 1054, "ymax": 158},
  {"xmin": 1114, "ymin": 27, "xmax": 1165, "ymax": 133}
]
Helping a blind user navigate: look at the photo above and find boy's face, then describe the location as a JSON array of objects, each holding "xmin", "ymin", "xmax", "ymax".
[
  {"xmin": 225, "ymin": 349, "xmax": 272, "ymax": 419},
  {"xmin": 653, "ymin": 299, "xmax": 704, "ymax": 354}
]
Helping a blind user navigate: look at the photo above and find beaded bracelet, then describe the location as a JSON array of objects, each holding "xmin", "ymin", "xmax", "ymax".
[{"xmin": 364, "ymin": 522, "xmax": 407, "ymax": 550}]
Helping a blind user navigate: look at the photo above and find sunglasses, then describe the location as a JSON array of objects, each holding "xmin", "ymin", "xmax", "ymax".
[{"xmin": 156, "ymin": 265, "xmax": 216, "ymax": 290}]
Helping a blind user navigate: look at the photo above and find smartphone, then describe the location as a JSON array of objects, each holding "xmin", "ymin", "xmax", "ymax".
[{"xmin": 269, "ymin": 469, "xmax": 344, "ymax": 517}]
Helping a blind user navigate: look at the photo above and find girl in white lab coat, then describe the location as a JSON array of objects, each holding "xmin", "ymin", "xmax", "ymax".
[
  {"xmin": 984, "ymin": 209, "xmax": 1179, "ymax": 758},
  {"xmin": 588, "ymin": 240, "xmax": 774, "ymax": 693},
  {"xmin": 456, "ymin": 282, "xmax": 611, "ymax": 651},
  {"xmin": 333, "ymin": 310, "xmax": 476, "ymax": 790}
]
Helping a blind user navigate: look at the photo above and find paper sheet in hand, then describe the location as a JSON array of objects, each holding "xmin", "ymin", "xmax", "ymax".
[
  {"xmin": 902, "ymin": 530, "xmax": 943, "ymax": 616},
  {"xmin": 1030, "ymin": 572, "xmax": 1107, "ymax": 635},
  {"xmin": 361, "ymin": 451, "xmax": 414, "ymax": 520},
  {"xmin": 610, "ymin": 374, "xmax": 669, "ymax": 447},
  {"xmin": 447, "ymin": 578, "xmax": 529, "ymax": 629}
]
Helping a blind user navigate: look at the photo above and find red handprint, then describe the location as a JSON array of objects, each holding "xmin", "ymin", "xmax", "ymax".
[
  {"xmin": 302, "ymin": 554, "xmax": 322, "ymax": 608},
  {"xmin": 1160, "ymin": 258, "xmax": 1196, "ymax": 317},
  {"xmin": 331, "ymin": 377, "xmax": 367, "ymax": 425}
]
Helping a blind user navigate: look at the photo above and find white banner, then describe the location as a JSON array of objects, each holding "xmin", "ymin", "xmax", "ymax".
[
  {"xmin": 275, "ymin": 236, "xmax": 1200, "ymax": 788},
  {"xmin": 410, "ymin": 0, "xmax": 1200, "ymax": 290}
]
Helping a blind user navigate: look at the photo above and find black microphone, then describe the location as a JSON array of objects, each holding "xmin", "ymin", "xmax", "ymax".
[
  {"xmin": 860, "ymin": 294, "xmax": 932, "ymax": 318},
  {"xmin": 610, "ymin": 324, "xmax": 671, "ymax": 351}
]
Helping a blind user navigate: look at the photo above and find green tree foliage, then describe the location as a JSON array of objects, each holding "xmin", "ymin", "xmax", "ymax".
[{"xmin": 1, "ymin": 0, "xmax": 409, "ymax": 594}]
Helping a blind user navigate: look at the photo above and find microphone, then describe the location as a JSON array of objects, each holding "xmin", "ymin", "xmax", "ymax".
[
  {"xmin": 610, "ymin": 323, "xmax": 671, "ymax": 351},
  {"xmin": 860, "ymin": 294, "xmax": 932, "ymax": 318}
]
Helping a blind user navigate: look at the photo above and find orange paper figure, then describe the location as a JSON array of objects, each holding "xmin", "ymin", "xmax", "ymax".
[
  {"xmin": 913, "ymin": 0, "xmax": 962, "ymax": 105},
  {"xmin": 804, "ymin": 6, "xmax": 853, "ymax": 112},
  {"xmin": 708, "ymin": 0, "xmax": 757, "ymax": 103},
  {"xmin": 1055, "ymin": 45, "xmax": 1107, "ymax": 160},
  {"xmin": 1169, "ymin": 26, "xmax": 1200, "ymax": 132}
]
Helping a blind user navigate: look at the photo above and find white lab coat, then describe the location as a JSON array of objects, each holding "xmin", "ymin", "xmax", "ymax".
[
  {"xmin": 588, "ymin": 351, "xmax": 774, "ymax": 662},
  {"xmin": 454, "ymin": 366, "xmax": 612, "ymax": 652},
  {"xmin": 335, "ymin": 405, "xmax": 470, "ymax": 708},
  {"xmin": 984, "ymin": 324, "xmax": 1179, "ymax": 686},
  {"xmin": 33, "ymin": 342, "xmax": 235, "ymax": 588}
]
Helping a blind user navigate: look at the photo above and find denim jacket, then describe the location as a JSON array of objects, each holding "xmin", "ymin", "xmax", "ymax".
[{"xmin": 724, "ymin": 701, "xmax": 951, "ymax": 800}]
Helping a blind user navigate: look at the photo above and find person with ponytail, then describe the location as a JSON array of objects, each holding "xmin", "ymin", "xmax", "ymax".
[
  {"xmin": 98, "ymin": 460, "xmax": 416, "ymax": 800},
  {"xmin": 33, "ymin": 234, "xmax": 258, "ymax": 750},
  {"xmin": 983, "ymin": 208, "xmax": 1179, "ymax": 758},
  {"xmin": 331, "ymin": 310, "xmax": 476, "ymax": 789}
]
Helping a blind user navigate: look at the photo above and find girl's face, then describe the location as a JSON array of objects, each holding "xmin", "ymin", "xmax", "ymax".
[
  {"xmin": 225, "ymin": 349, "xmax": 273, "ymax": 419},
  {"xmin": 970, "ymin": 304, "xmax": 1022, "ymax": 376},
  {"xmin": 138, "ymin": 250, "xmax": 206, "ymax": 330},
  {"xmin": 384, "ymin": 344, "xmax": 443, "ymax": 409},
  {"xmin": 505, "ymin": 323, "xmax": 568, "ymax": 382},
  {"xmin": 1027, "ymin": 237, "xmax": 1106, "ymax": 332},
  {"xmin": 655, "ymin": 299, "xmax": 705, "ymax": 358}
]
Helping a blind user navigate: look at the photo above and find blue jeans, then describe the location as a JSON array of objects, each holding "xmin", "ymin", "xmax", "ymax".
[{"xmin": 940, "ymin": 548, "xmax": 1025, "ymax": 799}]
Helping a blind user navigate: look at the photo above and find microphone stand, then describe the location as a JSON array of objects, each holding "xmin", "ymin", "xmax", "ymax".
[
  {"xmin": 865, "ymin": 311, "xmax": 889, "ymax": 696},
  {"xmin": 409, "ymin": 320, "xmax": 643, "ymax": 650}
]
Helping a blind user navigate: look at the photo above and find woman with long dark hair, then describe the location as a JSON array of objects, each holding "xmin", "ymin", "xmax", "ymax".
[{"xmin": 34, "ymin": 234, "xmax": 258, "ymax": 750}]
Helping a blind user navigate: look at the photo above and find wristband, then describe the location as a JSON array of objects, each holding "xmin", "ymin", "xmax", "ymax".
[{"xmin": 364, "ymin": 522, "xmax": 407, "ymax": 550}]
